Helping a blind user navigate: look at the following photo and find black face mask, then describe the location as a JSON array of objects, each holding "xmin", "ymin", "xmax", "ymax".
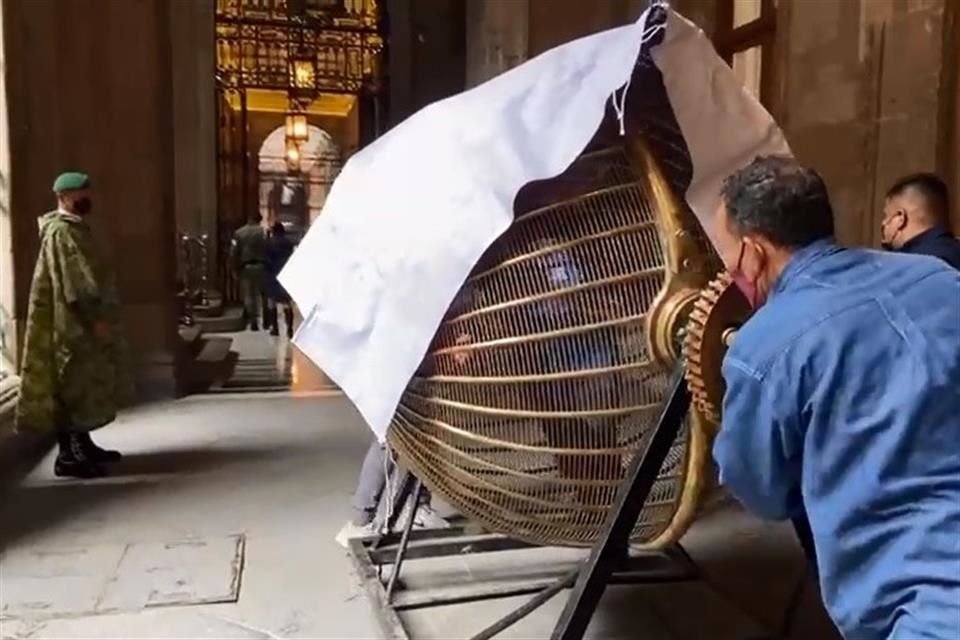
[
  {"xmin": 73, "ymin": 198, "xmax": 92, "ymax": 215},
  {"xmin": 880, "ymin": 241, "xmax": 894, "ymax": 251}
]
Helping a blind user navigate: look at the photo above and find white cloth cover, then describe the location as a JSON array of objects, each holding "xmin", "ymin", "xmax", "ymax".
[
  {"xmin": 280, "ymin": 7, "xmax": 790, "ymax": 441},
  {"xmin": 653, "ymin": 10, "xmax": 791, "ymax": 244}
]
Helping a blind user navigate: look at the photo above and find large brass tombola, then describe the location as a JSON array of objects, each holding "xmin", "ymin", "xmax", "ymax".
[{"xmin": 383, "ymin": 97, "xmax": 744, "ymax": 548}]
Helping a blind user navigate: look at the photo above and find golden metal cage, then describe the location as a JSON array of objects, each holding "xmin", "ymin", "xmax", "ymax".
[
  {"xmin": 387, "ymin": 110, "xmax": 721, "ymax": 548},
  {"xmin": 385, "ymin": 11, "xmax": 725, "ymax": 548}
]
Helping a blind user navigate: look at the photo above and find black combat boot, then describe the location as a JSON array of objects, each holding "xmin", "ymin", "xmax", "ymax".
[
  {"xmin": 54, "ymin": 431, "xmax": 106, "ymax": 479},
  {"xmin": 77, "ymin": 432, "xmax": 122, "ymax": 463}
]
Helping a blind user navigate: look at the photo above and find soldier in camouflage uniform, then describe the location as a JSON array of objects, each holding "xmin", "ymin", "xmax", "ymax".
[
  {"xmin": 231, "ymin": 214, "xmax": 268, "ymax": 331},
  {"xmin": 16, "ymin": 172, "xmax": 132, "ymax": 478}
]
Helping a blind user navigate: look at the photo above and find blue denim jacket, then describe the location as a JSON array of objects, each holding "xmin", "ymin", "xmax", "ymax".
[{"xmin": 715, "ymin": 239, "xmax": 960, "ymax": 639}]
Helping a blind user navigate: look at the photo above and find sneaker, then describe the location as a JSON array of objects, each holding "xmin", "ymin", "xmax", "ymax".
[
  {"xmin": 398, "ymin": 504, "xmax": 450, "ymax": 530},
  {"xmin": 335, "ymin": 520, "xmax": 377, "ymax": 549}
]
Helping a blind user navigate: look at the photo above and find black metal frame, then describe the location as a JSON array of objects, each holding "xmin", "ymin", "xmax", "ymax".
[
  {"xmin": 348, "ymin": 366, "xmax": 697, "ymax": 640},
  {"xmin": 215, "ymin": 0, "xmax": 384, "ymax": 95}
]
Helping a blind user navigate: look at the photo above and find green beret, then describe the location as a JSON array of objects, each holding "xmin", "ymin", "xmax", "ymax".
[{"xmin": 52, "ymin": 172, "xmax": 90, "ymax": 194}]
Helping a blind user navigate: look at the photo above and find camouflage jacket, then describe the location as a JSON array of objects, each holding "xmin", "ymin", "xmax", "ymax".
[{"xmin": 15, "ymin": 211, "xmax": 131, "ymax": 433}]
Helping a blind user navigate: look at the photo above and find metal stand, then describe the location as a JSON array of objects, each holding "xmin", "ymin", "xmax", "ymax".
[
  {"xmin": 348, "ymin": 366, "xmax": 696, "ymax": 640},
  {"xmin": 549, "ymin": 366, "xmax": 691, "ymax": 640}
]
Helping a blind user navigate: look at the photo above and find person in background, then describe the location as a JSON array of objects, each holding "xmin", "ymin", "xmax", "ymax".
[
  {"xmin": 16, "ymin": 172, "xmax": 132, "ymax": 479},
  {"xmin": 231, "ymin": 214, "xmax": 268, "ymax": 331},
  {"xmin": 881, "ymin": 172, "xmax": 960, "ymax": 270},
  {"xmin": 333, "ymin": 284, "xmax": 482, "ymax": 548},
  {"xmin": 712, "ymin": 156, "xmax": 960, "ymax": 640},
  {"xmin": 334, "ymin": 438, "xmax": 449, "ymax": 548},
  {"xmin": 265, "ymin": 221, "xmax": 295, "ymax": 338}
]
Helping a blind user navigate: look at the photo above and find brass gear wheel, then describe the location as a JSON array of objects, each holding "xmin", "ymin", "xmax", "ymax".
[{"xmin": 682, "ymin": 272, "xmax": 753, "ymax": 423}]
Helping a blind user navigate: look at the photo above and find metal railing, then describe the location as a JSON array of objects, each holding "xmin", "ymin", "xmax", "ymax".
[{"xmin": 178, "ymin": 233, "xmax": 213, "ymax": 321}]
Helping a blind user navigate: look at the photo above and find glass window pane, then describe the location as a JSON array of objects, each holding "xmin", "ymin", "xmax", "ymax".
[
  {"xmin": 734, "ymin": 0, "xmax": 762, "ymax": 28},
  {"xmin": 733, "ymin": 45, "xmax": 763, "ymax": 99}
]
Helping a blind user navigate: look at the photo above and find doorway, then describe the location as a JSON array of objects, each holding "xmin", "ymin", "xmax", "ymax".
[{"xmin": 173, "ymin": 0, "xmax": 384, "ymax": 396}]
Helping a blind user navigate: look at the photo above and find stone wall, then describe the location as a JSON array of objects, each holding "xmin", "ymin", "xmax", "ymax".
[
  {"xmin": 776, "ymin": 0, "xmax": 953, "ymax": 246},
  {"xmin": 2, "ymin": 0, "xmax": 179, "ymax": 395},
  {"xmin": 463, "ymin": 1, "xmax": 959, "ymax": 246},
  {"xmin": 939, "ymin": 1, "xmax": 959, "ymax": 234},
  {"xmin": 581, "ymin": 0, "xmax": 959, "ymax": 245}
]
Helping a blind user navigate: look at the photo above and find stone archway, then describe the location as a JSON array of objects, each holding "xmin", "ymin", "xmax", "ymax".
[
  {"xmin": 256, "ymin": 124, "xmax": 341, "ymax": 392},
  {"xmin": 257, "ymin": 124, "xmax": 341, "ymax": 235}
]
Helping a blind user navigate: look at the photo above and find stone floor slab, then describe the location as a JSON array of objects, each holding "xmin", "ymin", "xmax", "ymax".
[
  {"xmin": 99, "ymin": 535, "xmax": 245, "ymax": 612},
  {"xmin": 10, "ymin": 609, "xmax": 272, "ymax": 639},
  {"xmin": 0, "ymin": 544, "xmax": 126, "ymax": 617},
  {"xmin": 1, "ymin": 536, "xmax": 244, "ymax": 619}
]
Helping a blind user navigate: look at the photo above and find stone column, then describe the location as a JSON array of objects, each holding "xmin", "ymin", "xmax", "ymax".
[
  {"xmin": 0, "ymin": 1, "xmax": 25, "ymax": 438},
  {"xmin": 170, "ymin": 0, "xmax": 218, "ymax": 283},
  {"xmin": 465, "ymin": 0, "xmax": 529, "ymax": 88},
  {"xmin": 0, "ymin": 1, "xmax": 15, "ymax": 376},
  {"xmin": 388, "ymin": 0, "xmax": 467, "ymax": 125},
  {"xmin": 387, "ymin": 0, "xmax": 414, "ymax": 126},
  {"xmin": 3, "ymin": 0, "xmax": 181, "ymax": 399}
]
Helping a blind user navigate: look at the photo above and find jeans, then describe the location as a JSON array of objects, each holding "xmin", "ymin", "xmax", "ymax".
[{"xmin": 351, "ymin": 440, "xmax": 431, "ymax": 526}]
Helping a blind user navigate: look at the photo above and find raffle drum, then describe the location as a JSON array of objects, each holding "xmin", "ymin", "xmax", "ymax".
[{"xmin": 387, "ymin": 45, "xmax": 727, "ymax": 548}]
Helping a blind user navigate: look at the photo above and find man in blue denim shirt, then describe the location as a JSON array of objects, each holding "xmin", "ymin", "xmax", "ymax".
[{"xmin": 711, "ymin": 156, "xmax": 960, "ymax": 639}]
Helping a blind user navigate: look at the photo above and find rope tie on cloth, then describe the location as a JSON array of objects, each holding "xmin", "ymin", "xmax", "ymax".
[{"xmin": 611, "ymin": 14, "xmax": 667, "ymax": 136}]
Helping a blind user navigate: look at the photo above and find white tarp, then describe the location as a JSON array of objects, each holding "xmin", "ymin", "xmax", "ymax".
[
  {"xmin": 653, "ymin": 10, "xmax": 791, "ymax": 244},
  {"xmin": 280, "ymin": 6, "xmax": 790, "ymax": 442}
]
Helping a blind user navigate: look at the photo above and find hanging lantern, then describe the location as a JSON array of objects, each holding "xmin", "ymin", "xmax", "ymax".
[
  {"xmin": 285, "ymin": 138, "xmax": 302, "ymax": 172},
  {"xmin": 285, "ymin": 112, "xmax": 309, "ymax": 144},
  {"xmin": 289, "ymin": 51, "xmax": 316, "ymax": 98}
]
